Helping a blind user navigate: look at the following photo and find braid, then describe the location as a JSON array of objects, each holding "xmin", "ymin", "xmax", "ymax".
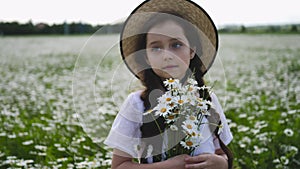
[{"xmin": 140, "ymin": 69, "xmax": 167, "ymax": 163}]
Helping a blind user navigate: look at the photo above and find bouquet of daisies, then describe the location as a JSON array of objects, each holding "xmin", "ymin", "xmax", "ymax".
[{"xmin": 146, "ymin": 77, "xmax": 223, "ymax": 159}]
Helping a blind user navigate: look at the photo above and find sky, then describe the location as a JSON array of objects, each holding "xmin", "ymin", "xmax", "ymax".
[{"xmin": 1, "ymin": 0, "xmax": 299, "ymax": 27}]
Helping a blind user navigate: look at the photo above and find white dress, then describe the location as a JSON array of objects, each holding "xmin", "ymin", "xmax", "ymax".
[{"xmin": 104, "ymin": 90, "xmax": 233, "ymax": 162}]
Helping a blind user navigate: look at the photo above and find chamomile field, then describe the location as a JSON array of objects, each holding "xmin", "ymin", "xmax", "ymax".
[{"xmin": 0, "ymin": 34, "xmax": 299, "ymax": 168}]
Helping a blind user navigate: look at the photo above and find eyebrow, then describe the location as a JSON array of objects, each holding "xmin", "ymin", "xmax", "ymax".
[
  {"xmin": 147, "ymin": 37, "xmax": 184, "ymax": 46},
  {"xmin": 170, "ymin": 38, "xmax": 185, "ymax": 43}
]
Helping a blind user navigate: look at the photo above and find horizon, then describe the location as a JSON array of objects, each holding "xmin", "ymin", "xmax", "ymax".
[{"xmin": 1, "ymin": 19, "xmax": 299, "ymax": 28}]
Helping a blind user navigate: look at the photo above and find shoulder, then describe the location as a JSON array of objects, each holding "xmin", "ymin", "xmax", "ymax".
[
  {"xmin": 127, "ymin": 90, "xmax": 143, "ymax": 103},
  {"xmin": 210, "ymin": 92, "xmax": 222, "ymax": 111},
  {"xmin": 210, "ymin": 92, "xmax": 220, "ymax": 104},
  {"xmin": 125, "ymin": 90, "xmax": 144, "ymax": 111},
  {"xmin": 118, "ymin": 90, "xmax": 144, "ymax": 123}
]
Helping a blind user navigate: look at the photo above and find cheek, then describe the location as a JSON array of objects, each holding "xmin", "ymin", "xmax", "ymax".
[
  {"xmin": 146, "ymin": 54, "xmax": 157, "ymax": 64},
  {"xmin": 177, "ymin": 51, "xmax": 191, "ymax": 66}
]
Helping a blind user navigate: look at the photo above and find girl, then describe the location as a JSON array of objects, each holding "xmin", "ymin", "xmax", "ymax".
[{"xmin": 104, "ymin": 0, "xmax": 233, "ymax": 168}]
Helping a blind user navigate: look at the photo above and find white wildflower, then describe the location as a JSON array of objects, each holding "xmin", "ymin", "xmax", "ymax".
[
  {"xmin": 280, "ymin": 156, "xmax": 289, "ymax": 165},
  {"xmin": 165, "ymin": 114, "xmax": 179, "ymax": 124},
  {"xmin": 170, "ymin": 125, "xmax": 178, "ymax": 131},
  {"xmin": 174, "ymin": 95, "xmax": 188, "ymax": 106},
  {"xmin": 180, "ymin": 136, "xmax": 200, "ymax": 150},
  {"xmin": 58, "ymin": 147, "xmax": 66, "ymax": 151},
  {"xmin": 163, "ymin": 78, "xmax": 180, "ymax": 89},
  {"xmin": 154, "ymin": 104, "xmax": 170, "ymax": 117},
  {"xmin": 273, "ymin": 158, "xmax": 280, "ymax": 163},
  {"xmin": 160, "ymin": 92, "xmax": 173, "ymax": 101},
  {"xmin": 34, "ymin": 145, "xmax": 47, "ymax": 151},
  {"xmin": 57, "ymin": 157, "xmax": 68, "ymax": 163},
  {"xmin": 283, "ymin": 128, "xmax": 294, "ymax": 137},
  {"xmin": 185, "ymin": 115, "xmax": 197, "ymax": 123},
  {"xmin": 22, "ymin": 140, "xmax": 34, "ymax": 146},
  {"xmin": 8, "ymin": 134, "xmax": 16, "ymax": 139},
  {"xmin": 182, "ymin": 121, "xmax": 197, "ymax": 134},
  {"xmin": 187, "ymin": 78, "xmax": 198, "ymax": 85},
  {"xmin": 146, "ymin": 145, "xmax": 153, "ymax": 158}
]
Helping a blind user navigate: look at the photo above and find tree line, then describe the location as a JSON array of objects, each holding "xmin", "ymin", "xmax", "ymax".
[
  {"xmin": 0, "ymin": 21, "xmax": 299, "ymax": 35},
  {"xmin": 0, "ymin": 21, "xmax": 123, "ymax": 35},
  {"xmin": 219, "ymin": 24, "xmax": 299, "ymax": 34}
]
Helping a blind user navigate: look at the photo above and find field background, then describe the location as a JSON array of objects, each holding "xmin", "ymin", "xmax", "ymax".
[{"xmin": 0, "ymin": 34, "xmax": 299, "ymax": 168}]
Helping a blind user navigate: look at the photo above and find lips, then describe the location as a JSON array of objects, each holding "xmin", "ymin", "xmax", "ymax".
[{"xmin": 162, "ymin": 65, "xmax": 178, "ymax": 70}]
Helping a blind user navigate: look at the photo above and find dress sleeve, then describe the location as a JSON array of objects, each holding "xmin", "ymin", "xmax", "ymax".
[
  {"xmin": 211, "ymin": 93, "xmax": 233, "ymax": 148},
  {"xmin": 104, "ymin": 91, "xmax": 144, "ymax": 158}
]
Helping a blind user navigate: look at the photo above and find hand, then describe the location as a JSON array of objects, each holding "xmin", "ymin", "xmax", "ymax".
[
  {"xmin": 184, "ymin": 153, "xmax": 228, "ymax": 169},
  {"xmin": 166, "ymin": 154, "xmax": 190, "ymax": 169}
]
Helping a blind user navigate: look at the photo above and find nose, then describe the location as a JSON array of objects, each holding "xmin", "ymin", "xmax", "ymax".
[{"xmin": 162, "ymin": 49, "xmax": 174, "ymax": 61}]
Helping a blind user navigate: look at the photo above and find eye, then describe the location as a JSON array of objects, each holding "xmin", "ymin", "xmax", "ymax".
[
  {"xmin": 150, "ymin": 46, "xmax": 162, "ymax": 52},
  {"xmin": 171, "ymin": 42, "xmax": 183, "ymax": 49}
]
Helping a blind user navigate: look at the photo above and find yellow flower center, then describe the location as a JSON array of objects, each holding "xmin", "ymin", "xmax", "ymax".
[
  {"xmin": 186, "ymin": 124, "xmax": 193, "ymax": 129},
  {"xmin": 191, "ymin": 132, "xmax": 196, "ymax": 136},
  {"xmin": 166, "ymin": 98, "xmax": 172, "ymax": 102},
  {"xmin": 186, "ymin": 141, "xmax": 193, "ymax": 146},
  {"xmin": 168, "ymin": 79, "xmax": 175, "ymax": 83},
  {"xmin": 178, "ymin": 99, "xmax": 184, "ymax": 104},
  {"xmin": 168, "ymin": 115, "xmax": 175, "ymax": 119},
  {"xmin": 160, "ymin": 108, "xmax": 167, "ymax": 113},
  {"xmin": 189, "ymin": 116, "xmax": 196, "ymax": 121}
]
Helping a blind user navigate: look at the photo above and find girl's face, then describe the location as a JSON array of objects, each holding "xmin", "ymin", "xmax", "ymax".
[{"xmin": 146, "ymin": 20, "xmax": 195, "ymax": 80}]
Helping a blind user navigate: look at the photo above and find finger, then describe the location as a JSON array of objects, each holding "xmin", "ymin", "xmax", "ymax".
[
  {"xmin": 185, "ymin": 162, "xmax": 207, "ymax": 169},
  {"xmin": 185, "ymin": 154, "xmax": 209, "ymax": 164}
]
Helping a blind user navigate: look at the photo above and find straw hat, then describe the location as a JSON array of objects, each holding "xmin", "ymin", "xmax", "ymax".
[{"xmin": 120, "ymin": 0, "xmax": 218, "ymax": 79}]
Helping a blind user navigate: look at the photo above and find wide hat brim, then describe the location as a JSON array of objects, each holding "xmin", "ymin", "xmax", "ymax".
[{"xmin": 120, "ymin": 0, "xmax": 218, "ymax": 79}]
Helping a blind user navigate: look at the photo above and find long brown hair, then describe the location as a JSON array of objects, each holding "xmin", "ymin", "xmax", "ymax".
[{"xmin": 136, "ymin": 12, "xmax": 233, "ymax": 167}]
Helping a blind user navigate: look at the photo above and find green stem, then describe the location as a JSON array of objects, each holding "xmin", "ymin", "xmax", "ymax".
[{"xmin": 149, "ymin": 112, "xmax": 166, "ymax": 152}]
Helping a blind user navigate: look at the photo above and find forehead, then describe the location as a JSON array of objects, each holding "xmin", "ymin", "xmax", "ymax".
[{"xmin": 147, "ymin": 20, "xmax": 186, "ymax": 40}]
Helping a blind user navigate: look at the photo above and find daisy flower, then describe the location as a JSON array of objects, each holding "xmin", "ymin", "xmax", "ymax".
[
  {"xmin": 185, "ymin": 115, "xmax": 197, "ymax": 123},
  {"xmin": 187, "ymin": 78, "xmax": 198, "ymax": 86},
  {"xmin": 145, "ymin": 145, "xmax": 153, "ymax": 158},
  {"xmin": 174, "ymin": 95, "xmax": 188, "ymax": 106},
  {"xmin": 163, "ymin": 78, "xmax": 180, "ymax": 90},
  {"xmin": 157, "ymin": 92, "xmax": 173, "ymax": 104},
  {"xmin": 154, "ymin": 104, "xmax": 170, "ymax": 117},
  {"xmin": 180, "ymin": 140, "xmax": 195, "ymax": 149},
  {"xmin": 170, "ymin": 125, "xmax": 178, "ymax": 131},
  {"xmin": 283, "ymin": 128, "xmax": 294, "ymax": 137},
  {"xmin": 196, "ymin": 98, "xmax": 210, "ymax": 113},
  {"xmin": 180, "ymin": 136, "xmax": 201, "ymax": 150},
  {"xmin": 165, "ymin": 114, "xmax": 179, "ymax": 124},
  {"xmin": 182, "ymin": 121, "xmax": 197, "ymax": 134}
]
